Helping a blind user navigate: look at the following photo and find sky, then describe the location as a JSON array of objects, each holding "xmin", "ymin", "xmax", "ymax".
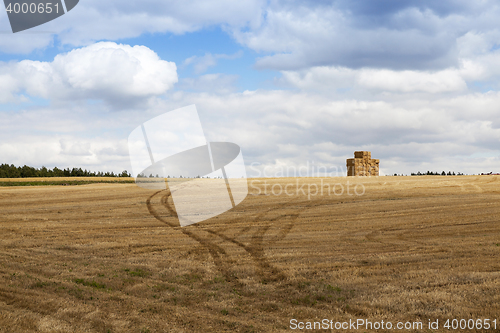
[{"xmin": 2, "ymin": 0, "xmax": 500, "ymax": 177}]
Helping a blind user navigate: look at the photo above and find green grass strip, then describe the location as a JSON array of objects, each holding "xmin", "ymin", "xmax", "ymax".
[{"xmin": 0, "ymin": 180, "xmax": 135, "ymax": 187}]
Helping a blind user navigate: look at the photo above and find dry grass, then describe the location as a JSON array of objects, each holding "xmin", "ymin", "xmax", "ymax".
[{"xmin": 0, "ymin": 176, "xmax": 499, "ymax": 332}]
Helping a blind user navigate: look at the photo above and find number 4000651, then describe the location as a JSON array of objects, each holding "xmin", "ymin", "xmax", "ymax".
[
  {"xmin": 6, "ymin": 2, "xmax": 60, "ymax": 14},
  {"xmin": 443, "ymin": 319, "xmax": 497, "ymax": 330}
]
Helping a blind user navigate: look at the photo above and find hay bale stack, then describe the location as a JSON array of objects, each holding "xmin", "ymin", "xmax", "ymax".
[
  {"xmin": 347, "ymin": 151, "xmax": 379, "ymax": 176},
  {"xmin": 354, "ymin": 151, "xmax": 371, "ymax": 159}
]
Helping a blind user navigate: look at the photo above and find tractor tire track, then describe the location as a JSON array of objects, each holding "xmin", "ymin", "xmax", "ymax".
[
  {"xmin": 147, "ymin": 189, "xmax": 313, "ymax": 284},
  {"xmin": 146, "ymin": 190, "xmax": 239, "ymax": 283},
  {"xmin": 155, "ymin": 189, "xmax": 287, "ymax": 282},
  {"xmin": 198, "ymin": 205, "xmax": 306, "ymax": 282}
]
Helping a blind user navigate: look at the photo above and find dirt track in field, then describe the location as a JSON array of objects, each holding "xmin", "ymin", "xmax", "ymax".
[
  {"xmin": 0, "ymin": 176, "xmax": 500, "ymax": 332},
  {"xmin": 146, "ymin": 188, "xmax": 302, "ymax": 284}
]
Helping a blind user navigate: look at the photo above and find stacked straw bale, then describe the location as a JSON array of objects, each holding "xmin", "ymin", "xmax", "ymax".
[{"xmin": 347, "ymin": 151, "xmax": 379, "ymax": 176}]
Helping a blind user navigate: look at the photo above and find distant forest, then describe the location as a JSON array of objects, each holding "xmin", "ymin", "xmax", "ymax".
[
  {"xmin": 0, "ymin": 164, "xmax": 131, "ymax": 178},
  {"xmin": 410, "ymin": 171, "xmax": 464, "ymax": 176}
]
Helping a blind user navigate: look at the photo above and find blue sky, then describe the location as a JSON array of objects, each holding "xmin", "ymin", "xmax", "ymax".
[
  {"xmin": 0, "ymin": 27, "xmax": 278, "ymax": 91},
  {"xmin": 108, "ymin": 28, "xmax": 279, "ymax": 92},
  {"xmin": 2, "ymin": 0, "xmax": 500, "ymax": 176}
]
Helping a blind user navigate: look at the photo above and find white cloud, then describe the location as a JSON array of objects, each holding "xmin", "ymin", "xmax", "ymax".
[
  {"xmin": 280, "ymin": 66, "xmax": 468, "ymax": 94},
  {"xmin": 182, "ymin": 51, "xmax": 243, "ymax": 74},
  {"xmin": 0, "ymin": 136, "xmax": 131, "ymax": 172},
  {"xmin": 0, "ymin": 0, "xmax": 266, "ymax": 53},
  {"xmin": 178, "ymin": 73, "xmax": 239, "ymax": 94},
  {"xmin": 231, "ymin": 0, "xmax": 500, "ymax": 71},
  {"xmin": 0, "ymin": 73, "xmax": 20, "ymax": 103},
  {"xmin": 1, "ymin": 42, "xmax": 177, "ymax": 104},
  {"xmin": 2, "ymin": 87, "xmax": 500, "ymax": 175},
  {"xmin": 59, "ymin": 140, "xmax": 92, "ymax": 156},
  {"xmin": 0, "ymin": 12, "xmax": 55, "ymax": 53},
  {"xmin": 3, "ymin": 0, "xmax": 500, "ymax": 176},
  {"xmin": 0, "ymin": 34, "xmax": 55, "ymax": 55},
  {"xmin": 357, "ymin": 69, "xmax": 466, "ymax": 93},
  {"xmin": 162, "ymin": 90, "xmax": 500, "ymax": 176},
  {"xmin": 0, "ymin": 102, "xmax": 141, "ymax": 172},
  {"xmin": 278, "ymin": 36, "xmax": 500, "ymax": 95},
  {"xmin": 185, "ymin": 54, "xmax": 217, "ymax": 74},
  {"xmin": 2, "ymin": 0, "xmax": 500, "ymax": 78},
  {"xmin": 53, "ymin": 42, "xmax": 177, "ymax": 97}
]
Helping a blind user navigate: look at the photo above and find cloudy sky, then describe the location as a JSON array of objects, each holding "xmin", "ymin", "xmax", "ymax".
[{"xmin": 2, "ymin": 0, "xmax": 500, "ymax": 177}]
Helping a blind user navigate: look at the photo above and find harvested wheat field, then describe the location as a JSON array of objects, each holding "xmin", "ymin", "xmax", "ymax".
[{"xmin": 1, "ymin": 176, "xmax": 500, "ymax": 332}]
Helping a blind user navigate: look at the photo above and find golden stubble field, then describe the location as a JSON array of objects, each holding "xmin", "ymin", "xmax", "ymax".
[{"xmin": 0, "ymin": 176, "xmax": 499, "ymax": 332}]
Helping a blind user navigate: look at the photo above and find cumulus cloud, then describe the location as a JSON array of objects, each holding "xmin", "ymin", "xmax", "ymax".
[
  {"xmin": 2, "ymin": 0, "xmax": 500, "ymax": 76},
  {"xmin": 151, "ymin": 89, "xmax": 500, "ymax": 176},
  {"xmin": 0, "ymin": 136, "xmax": 131, "ymax": 172},
  {"xmin": 0, "ymin": 102, "xmax": 139, "ymax": 172},
  {"xmin": 2, "ymin": 86, "xmax": 500, "ymax": 175},
  {"xmin": 357, "ymin": 69, "xmax": 466, "ymax": 93},
  {"xmin": 3, "ymin": 0, "xmax": 499, "ymax": 75},
  {"xmin": 232, "ymin": 0, "xmax": 500, "ymax": 71},
  {"xmin": 59, "ymin": 0, "xmax": 265, "ymax": 44},
  {"xmin": 277, "ymin": 33, "xmax": 500, "ymax": 96},
  {"xmin": 0, "ymin": 0, "xmax": 266, "ymax": 53},
  {"xmin": 183, "ymin": 51, "xmax": 243, "ymax": 74},
  {"xmin": 280, "ymin": 66, "xmax": 468, "ymax": 94},
  {"xmin": 3, "ymin": 1, "xmax": 500, "ymax": 177},
  {"xmin": 178, "ymin": 73, "xmax": 239, "ymax": 94},
  {"xmin": 0, "ymin": 42, "xmax": 177, "ymax": 105}
]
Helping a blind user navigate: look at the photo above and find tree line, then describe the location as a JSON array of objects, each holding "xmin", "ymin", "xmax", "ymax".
[
  {"xmin": 0, "ymin": 164, "xmax": 131, "ymax": 178},
  {"xmin": 410, "ymin": 171, "xmax": 464, "ymax": 176}
]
